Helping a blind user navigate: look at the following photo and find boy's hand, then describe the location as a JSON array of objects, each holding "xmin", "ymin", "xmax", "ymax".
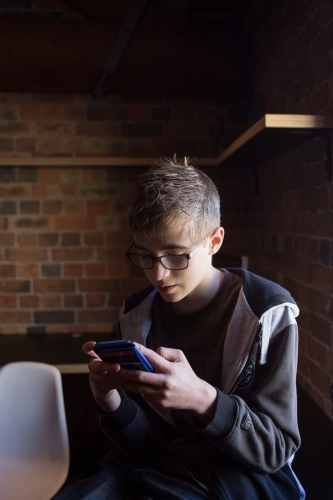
[
  {"xmin": 82, "ymin": 341, "xmax": 125, "ymax": 413},
  {"xmin": 118, "ymin": 344, "xmax": 218, "ymax": 423},
  {"xmin": 83, "ymin": 342, "xmax": 217, "ymax": 423}
]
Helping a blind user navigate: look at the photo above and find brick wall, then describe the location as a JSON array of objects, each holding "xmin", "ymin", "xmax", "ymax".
[
  {"xmin": 250, "ymin": 0, "xmax": 333, "ymax": 419},
  {"xmin": 0, "ymin": 92, "xmax": 249, "ymax": 158},
  {"xmin": 0, "ymin": 92, "xmax": 252, "ymax": 334}
]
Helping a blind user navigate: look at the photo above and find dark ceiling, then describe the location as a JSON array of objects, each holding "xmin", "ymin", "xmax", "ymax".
[{"xmin": 0, "ymin": 0, "xmax": 267, "ymax": 98}]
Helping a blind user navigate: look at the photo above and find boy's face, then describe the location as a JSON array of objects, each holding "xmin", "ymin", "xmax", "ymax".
[{"xmin": 133, "ymin": 228, "xmax": 224, "ymax": 312}]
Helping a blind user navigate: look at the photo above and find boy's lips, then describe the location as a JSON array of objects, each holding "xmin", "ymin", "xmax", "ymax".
[{"xmin": 157, "ymin": 285, "xmax": 176, "ymax": 294}]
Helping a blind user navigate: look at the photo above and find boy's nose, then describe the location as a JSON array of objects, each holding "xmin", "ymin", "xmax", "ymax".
[{"xmin": 149, "ymin": 261, "xmax": 171, "ymax": 281}]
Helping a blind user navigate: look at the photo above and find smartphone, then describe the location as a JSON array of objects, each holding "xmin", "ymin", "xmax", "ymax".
[{"xmin": 93, "ymin": 339, "xmax": 155, "ymax": 373}]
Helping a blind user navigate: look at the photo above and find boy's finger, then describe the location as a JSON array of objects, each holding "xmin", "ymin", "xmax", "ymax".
[
  {"xmin": 156, "ymin": 346, "xmax": 183, "ymax": 362},
  {"xmin": 135, "ymin": 343, "xmax": 181, "ymax": 367},
  {"xmin": 82, "ymin": 341, "xmax": 99, "ymax": 358}
]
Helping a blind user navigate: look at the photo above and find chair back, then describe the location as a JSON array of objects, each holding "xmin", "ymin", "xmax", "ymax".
[{"xmin": 0, "ymin": 361, "xmax": 69, "ymax": 500}]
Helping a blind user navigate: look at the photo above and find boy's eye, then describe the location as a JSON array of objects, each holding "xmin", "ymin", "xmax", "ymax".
[{"xmin": 138, "ymin": 254, "xmax": 152, "ymax": 261}]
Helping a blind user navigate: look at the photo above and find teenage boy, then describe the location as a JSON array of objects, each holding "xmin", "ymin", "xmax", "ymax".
[{"xmin": 55, "ymin": 158, "xmax": 305, "ymax": 499}]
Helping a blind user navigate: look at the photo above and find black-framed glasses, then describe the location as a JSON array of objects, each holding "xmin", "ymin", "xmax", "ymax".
[{"xmin": 125, "ymin": 237, "xmax": 207, "ymax": 270}]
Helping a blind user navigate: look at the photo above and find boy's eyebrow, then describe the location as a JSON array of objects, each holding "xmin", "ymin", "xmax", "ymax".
[{"xmin": 134, "ymin": 242, "xmax": 189, "ymax": 252}]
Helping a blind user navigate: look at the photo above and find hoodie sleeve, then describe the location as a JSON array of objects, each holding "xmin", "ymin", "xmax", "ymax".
[
  {"xmin": 98, "ymin": 390, "xmax": 178, "ymax": 465},
  {"xmin": 195, "ymin": 322, "xmax": 300, "ymax": 474}
]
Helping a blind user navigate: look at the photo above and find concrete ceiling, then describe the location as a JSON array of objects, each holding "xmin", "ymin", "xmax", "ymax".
[{"xmin": 0, "ymin": 0, "xmax": 265, "ymax": 98}]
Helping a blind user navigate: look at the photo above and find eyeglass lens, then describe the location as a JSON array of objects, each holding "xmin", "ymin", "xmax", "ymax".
[{"xmin": 129, "ymin": 254, "xmax": 188, "ymax": 270}]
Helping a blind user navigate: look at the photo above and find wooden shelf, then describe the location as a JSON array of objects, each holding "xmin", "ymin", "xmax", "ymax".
[
  {"xmin": 214, "ymin": 114, "xmax": 333, "ymax": 168},
  {"xmin": 0, "ymin": 115, "xmax": 332, "ymax": 170}
]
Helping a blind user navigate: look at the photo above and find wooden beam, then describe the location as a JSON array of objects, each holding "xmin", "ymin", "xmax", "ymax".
[
  {"xmin": 62, "ymin": 0, "xmax": 133, "ymax": 21},
  {"xmin": 0, "ymin": 19, "xmax": 252, "ymax": 96}
]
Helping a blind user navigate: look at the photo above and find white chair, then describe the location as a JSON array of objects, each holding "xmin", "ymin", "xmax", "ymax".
[{"xmin": 0, "ymin": 362, "xmax": 70, "ymax": 500}]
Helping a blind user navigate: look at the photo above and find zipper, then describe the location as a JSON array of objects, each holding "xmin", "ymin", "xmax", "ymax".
[{"xmin": 229, "ymin": 325, "xmax": 262, "ymax": 395}]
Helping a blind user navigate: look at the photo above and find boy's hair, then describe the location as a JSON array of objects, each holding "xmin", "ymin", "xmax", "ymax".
[{"xmin": 128, "ymin": 157, "xmax": 221, "ymax": 241}]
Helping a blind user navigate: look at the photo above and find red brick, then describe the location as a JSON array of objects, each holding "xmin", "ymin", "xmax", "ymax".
[
  {"xmin": 65, "ymin": 105, "xmax": 85, "ymax": 121},
  {"xmin": 77, "ymin": 310, "xmax": 118, "ymax": 323},
  {"xmin": 123, "ymin": 276, "xmax": 151, "ymax": 293},
  {"xmin": 78, "ymin": 279, "xmax": 120, "ymax": 293},
  {"xmin": 0, "ymin": 122, "xmax": 28, "ymax": 134},
  {"xmin": 64, "ymin": 201, "xmax": 85, "ymax": 214},
  {"xmin": 64, "ymin": 264, "xmax": 83, "ymax": 277},
  {"xmin": 41, "ymin": 295, "xmax": 62, "ymax": 309},
  {"xmin": 0, "ymin": 138, "xmax": 14, "ymax": 152},
  {"xmin": 39, "ymin": 168, "xmax": 61, "ymax": 184},
  {"xmin": 77, "ymin": 122, "xmax": 118, "ymax": 136},
  {"xmin": 0, "ymin": 184, "xmax": 31, "ymax": 199},
  {"xmin": 61, "ymin": 232, "xmax": 80, "ymax": 246},
  {"xmin": 6, "ymin": 248, "xmax": 47, "ymax": 262},
  {"xmin": 20, "ymin": 105, "xmax": 41, "ymax": 120},
  {"xmin": 42, "ymin": 105, "xmax": 64, "ymax": 121},
  {"xmin": 310, "ymin": 313, "xmax": 332, "ymax": 346},
  {"xmin": 54, "ymin": 216, "xmax": 96, "ymax": 231},
  {"xmin": 312, "ymin": 264, "xmax": 333, "ymax": 292},
  {"xmin": 20, "ymin": 295, "xmax": 39, "ymax": 308},
  {"xmin": 61, "ymin": 137, "xmax": 82, "ymax": 154},
  {"xmin": 85, "ymin": 263, "xmax": 105, "ymax": 277},
  {"xmin": 33, "ymin": 279, "xmax": 75, "ymax": 293},
  {"xmin": 19, "ymin": 264, "xmax": 39, "ymax": 278},
  {"xmin": 106, "ymin": 106, "xmax": 128, "ymax": 121},
  {"xmin": 42, "ymin": 200, "xmax": 62, "ymax": 214},
  {"xmin": 0, "ymin": 295, "xmax": 17, "ymax": 307},
  {"xmin": 17, "ymin": 233, "xmax": 37, "ymax": 246},
  {"xmin": 36, "ymin": 136, "xmax": 61, "ymax": 153},
  {"xmin": 16, "ymin": 137, "xmax": 36, "ymax": 152},
  {"xmin": 47, "ymin": 325, "xmax": 74, "ymax": 334},
  {"xmin": 0, "ymin": 232, "xmax": 15, "ymax": 245},
  {"xmin": 279, "ymin": 256, "xmax": 310, "ymax": 281},
  {"xmin": 38, "ymin": 233, "xmax": 59, "ymax": 246},
  {"xmin": 107, "ymin": 263, "xmax": 128, "ymax": 277},
  {"xmin": 0, "ymin": 93, "xmax": 30, "ymax": 104},
  {"xmin": 0, "ymin": 280, "xmax": 30, "ymax": 293},
  {"xmin": 9, "ymin": 216, "xmax": 51, "ymax": 232},
  {"xmin": 82, "ymin": 137, "xmax": 108, "ymax": 154},
  {"xmin": 108, "ymin": 293, "xmax": 127, "ymax": 307},
  {"xmin": 309, "ymin": 238, "xmax": 320, "ymax": 262},
  {"xmin": 106, "ymin": 231, "xmax": 129, "ymax": 247},
  {"xmin": 0, "ymin": 104, "xmax": 18, "ymax": 120},
  {"xmin": 87, "ymin": 200, "xmax": 108, "ymax": 215},
  {"xmin": 33, "ymin": 184, "xmax": 75, "ymax": 199},
  {"xmin": 83, "ymin": 231, "xmax": 104, "ymax": 246},
  {"xmin": 86, "ymin": 294, "xmax": 106, "ymax": 307},
  {"xmin": 97, "ymin": 247, "xmax": 124, "ymax": 262},
  {"xmin": 86, "ymin": 107, "xmax": 106, "ymax": 121},
  {"xmin": 0, "ymin": 311, "xmax": 32, "ymax": 323},
  {"xmin": 128, "ymin": 106, "xmax": 150, "ymax": 122},
  {"xmin": 84, "ymin": 168, "xmax": 107, "ymax": 185},
  {"xmin": 53, "ymin": 249, "xmax": 93, "ymax": 261},
  {"xmin": 32, "ymin": 93, "xmax": 73, "ymax": 104},
  {"xmin": 309, "ymin": 361, "xmax": 330, "ymax": 393},
  {"xmin": 0, "ymin": 264, "xmax": 16, "ymax": 278},
  {"xmin": 64, "ymin": 295, "xmax": 83, "ymax": 308},
  {"xmin": 35, "ymin": 310, "xmax": 74, "ymax": 324}
]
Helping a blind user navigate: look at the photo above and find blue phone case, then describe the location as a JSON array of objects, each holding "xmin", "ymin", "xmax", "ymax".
[{"xmin": 94, "ymin": 340, "xmax": 155, "ymax": 373}]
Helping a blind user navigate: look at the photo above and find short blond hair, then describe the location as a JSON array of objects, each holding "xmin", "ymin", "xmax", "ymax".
[{"xmin": 128, "ymin": 157, "xmax": 220, "ymax": 241}]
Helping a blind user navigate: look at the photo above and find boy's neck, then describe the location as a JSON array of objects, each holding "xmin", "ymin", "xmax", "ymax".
[{"xmin": 172, "ymin": 268, "xmax": 224, "ymax": 315}]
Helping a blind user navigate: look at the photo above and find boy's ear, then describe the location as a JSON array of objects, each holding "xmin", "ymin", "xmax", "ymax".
[{"xmin": 208, "ymin": 227, "xmax": 224, "ymax": 255}]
